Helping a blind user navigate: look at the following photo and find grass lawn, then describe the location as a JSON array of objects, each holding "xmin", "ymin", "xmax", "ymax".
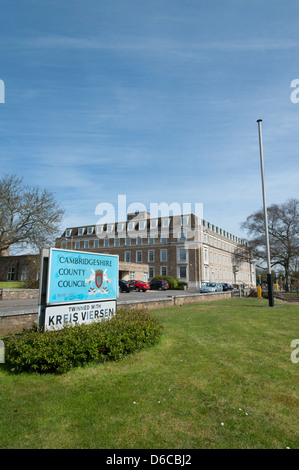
[
  {"xmin": 0, "ymin": 282, "xmax": 25, "ymax": 289},
  {"xmin": 0, "ymin": 298, "xmax": 298, "ymax": 449}
]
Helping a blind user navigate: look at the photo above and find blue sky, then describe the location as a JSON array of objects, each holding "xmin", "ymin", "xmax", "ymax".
[{"xmin": 1, "ymin": 0, "xmax": 299, "ymax": 243}]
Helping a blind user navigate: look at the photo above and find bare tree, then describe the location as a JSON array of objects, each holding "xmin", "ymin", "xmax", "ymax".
[
  {"xmin": 241, "ymin": 198, "xmax": 299, "ymax": 290},
  {"xmin": 0, "ymin": 174, "xmax": 65, "ymax": 254}
]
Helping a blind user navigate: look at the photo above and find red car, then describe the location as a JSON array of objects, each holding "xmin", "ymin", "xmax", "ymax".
[{"xmin": 128, "ymin": 280, "xmax": 150, "ymax": 292}]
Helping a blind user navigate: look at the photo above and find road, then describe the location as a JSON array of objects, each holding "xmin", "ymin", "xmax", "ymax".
[{"xmin": 0, "ymin": 289, "xmax": 204, "ymax": 316}]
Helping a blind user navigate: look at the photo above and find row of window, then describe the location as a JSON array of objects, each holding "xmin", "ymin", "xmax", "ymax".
[
  {"xmin": 6, "ymin": 266, "xmax": 29, "ymax": 281},
  {"xmin": 61, "ymin": 236, "xmax": 189, "ymax": 250},
  {"xmin": 148, "ymin": 266, "xmax": 187, "ymax": 279},
  {"xmin": 203, "ymin": 266, "xmax": 251, "ymax": 282},
  {"xmin": 124, "ymin": 249, "xmax": 168, "ymax": 263},
  {"xmin": 65, "ymin": 217, "xmax": 191, "ymax": 238},
  {"xmin": 202, "ymin": 220, "xmax": 246, "ymax": 244}
]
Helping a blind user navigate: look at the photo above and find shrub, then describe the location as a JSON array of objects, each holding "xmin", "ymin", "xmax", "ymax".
[
  {"xmin": 151, "ymin": 275, "xmax": 179, "ymax": 289},
  {"xmin": 177, "ymin": 281, "xmax": 188, "ymax": 290},
  {"xmin": 21, "ymin": 279, "xmax": 39, "ymax": 289},
  {"xmin": 4, "ymin": 308, "xmax": 163, "ymax": 374}
]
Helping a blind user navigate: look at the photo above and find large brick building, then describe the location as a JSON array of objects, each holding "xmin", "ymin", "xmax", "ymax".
[{"xmin": 55, "ymin": 211, "xmax": 256, "ymax": 289}]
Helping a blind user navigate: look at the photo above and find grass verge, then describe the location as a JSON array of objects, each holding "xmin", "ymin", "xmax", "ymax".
[{"xmin": 0, "ymin": 298, "xmax": 298, "ymax": 449}]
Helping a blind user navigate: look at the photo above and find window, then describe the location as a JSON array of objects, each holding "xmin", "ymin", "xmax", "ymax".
[
  {"xmin": 104, "ymin": 238, "xmax": 109, "ymax": 247},
  {"xmin": 61, "ymin": 241, "xmax": 67, "ymax": 249},
  {"xmin": 125, "ymin": 236, "xmax": 131, "ymax": 246},
  {"xmin": 148, "ymin": 250, "xmax": 154, "ymax": 262},
  {"xmin": 21, "ymin": 266, "xmax": 29, "ymax": 282},
  {"xmin": 114, "ymin": 238, "xmax": 120, "ymax": 247},
  {"xmin": 84, "ymin": 240, "xmax": 89, "ymax": 249},
  {"xmin": 139, "ymin": 220, "xmax": 146, "ymax": 230},
  {"xmin": 136, "ymin": 251, "xmax": 142, "ymax": 263},
  {"xmin": 117, "ymin": 223, "xmax": 124, "ymax": 232},
  {"xmin": 96, "ymin": 225, "xmax": 104, "ymax": 235},
  {"xmin": 150, "ymin": 219, "xmax": 158, "ymax": 229},
  {"xmin": 204, "ymin": 248, "xmax": 208, "ymax": 263},
  {"xmin": 148, "ymin": 236, "xmax": 154, "ymax": 244},
  {"xmin": 127, "ymin": 222, "xmax": 135, "ymax": 231},
  {"xmin": 161, "ymin": 266, "xmax": 167, "ymax": 276},
  {"xmin": 87, "ymin": 227, "xmax": 94, "ymax": 235},
  {"xmin": 7, "ymin": 267, "xmax": 14, "ymax": 281},
  {"xmin": 107, "ymin": 224, "xmax": 114, "ymax": 233},
  {"xmin": 94, "ymin": 239, "xmax": 99, "ymax": 248},
  {"xmin": 75, "ymin": 241, "xmax": 80, "ymax": 250},
  {"xmin": 210, "ymin": 251, "xmax": 213, "ymax": 263},
  {"xmin": 136, "ymin": 236, "xmax": 142, "ymax": 245},
  {"xmin": 65, "ymin": 229, "xmax": 72, "ymax": 237},
  {"xmin": 162, "ymin": 218, "xmax": 170, "ymax": 228},
  {"xmin": 179, "ymin": 266, "xmax": 187, "ymax": 278},
  {"xmin": 149, "ymin": 266, "xmax": 154, "ymax": 278},
  {"xmin": 129, "ymin": 271, "xmax": 135, "ymax": 280},
  {"xmin": 160, "ymin": 249, "xmax": 167, "ymax": 262},
  {"xmin": 125, "ymin": 251, "xmax": 131, "ymax": 263},
  {"xmin": 161, "ymin": 233, "xmax": 168, "ymax": 243},
  {"xmin": 204, "ymin": 266, "xmax": 208, "ymax": 280},
  {"xmin": 181, "ymin": 215, "xmax": 189, "ymax": 226},
  {"xmin": 78, "ymin": 228, "xmax": 85, "ymax": 236},
  {"xmin": 179, "ymin": 248, "xmax": 187, "ymax": 261}
]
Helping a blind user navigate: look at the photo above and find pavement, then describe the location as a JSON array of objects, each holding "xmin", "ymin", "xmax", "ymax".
[{"xmin": 0, "ymin": 289, "xmax": 203, "ymax": 316}]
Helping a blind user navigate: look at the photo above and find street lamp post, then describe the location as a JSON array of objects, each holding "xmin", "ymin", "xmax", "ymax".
[{"xmin": 257, "ymin": 119, "xmax": 274, "ymax": 307}]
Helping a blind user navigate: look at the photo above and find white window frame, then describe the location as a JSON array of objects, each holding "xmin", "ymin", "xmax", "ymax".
[
  {"xmin": 127, "ymin": 221, "xmax": 135, "ymax": 231},
  {"xmin": 149, "ymin": 266, "xmax": 155, "ymax": 278},
  {"xmin": 160, "ymin": 249, "xmax": 167, "ymax": 262},
  {"xmin": 139, "ymin": 220, "xmax": 146, "ymax": 230},
  {"xmin": 160, "ymin": 266, "xmax": 167, "ymax": 276},
  {"xmin": 148, "ymin": 250, "xmax": 154, "ymax": 262},
  {"xmin": 78, "ymin": 228, "xmax": 85, "ymax": 236}
]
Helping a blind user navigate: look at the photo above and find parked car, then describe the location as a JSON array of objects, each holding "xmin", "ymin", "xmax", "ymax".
[
  {"xmin": 222, "ymin": 283, "xmax": 234, "ymax": 291},
  {"xmin": 150, "ymin": 280, "xmax": 168, "ymax": 291},
  {"xmin": 119, "ymin": 279, "xmax": 131, "ymax": 293},
  {"xmin": 160, "ymin": 279, "xmax": 169, "ymax": 288},
  {"xmin": 128, "ymin": 280, "xmax": 150, "ymax": 292},
  {"xmin": 200, "ymin": 282, "xmax": 222, "ymax": 293}
]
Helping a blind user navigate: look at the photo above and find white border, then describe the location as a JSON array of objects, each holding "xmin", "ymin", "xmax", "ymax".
[{"xmin": 46, "ymin": 248, "xmax": 119, "ymax": 306}]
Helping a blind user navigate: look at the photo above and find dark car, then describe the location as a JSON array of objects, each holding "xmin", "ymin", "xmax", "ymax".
[
  {"xmin": 150, "ymin": 280, "xmax": 168, "ymax": 291},
  {"xmin": 222, "ymin": 283, "xmax": 233, "ymax": 291},
  {"xmin": 119, "ymin": 279, "xmax": 131, "ymax": 293},
  {"xmin": 128, "ymin": 280, "xmax": 150, "ymax": 292}
]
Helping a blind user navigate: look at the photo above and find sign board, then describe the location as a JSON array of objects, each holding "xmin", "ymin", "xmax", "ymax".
[
  {"xmin": 44, "ymin": 300, "xmax": 116, "ymax": 331},
  {"xmin": 47, "ymin": 248, "xmax": 118, "ymax": 305},
  {"xmin": 38, "ymin": 248, "xmax": 119, "ymax": 330}
]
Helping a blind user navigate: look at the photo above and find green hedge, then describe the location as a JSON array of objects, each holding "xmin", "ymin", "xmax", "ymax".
[{"xmin": 4, "ymin": 309, "xmax": 163, "ymax": 374}]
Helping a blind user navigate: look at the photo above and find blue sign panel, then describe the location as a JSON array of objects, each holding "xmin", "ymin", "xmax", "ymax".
[{"xmin": 47, "ymin": 248, "xmax": 119, "ymax": 305}]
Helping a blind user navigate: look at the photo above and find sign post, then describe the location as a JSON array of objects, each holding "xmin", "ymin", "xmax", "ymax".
[{"xmin": 38, "ymin": 248, "xmax": 119, "ymax": 330}]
